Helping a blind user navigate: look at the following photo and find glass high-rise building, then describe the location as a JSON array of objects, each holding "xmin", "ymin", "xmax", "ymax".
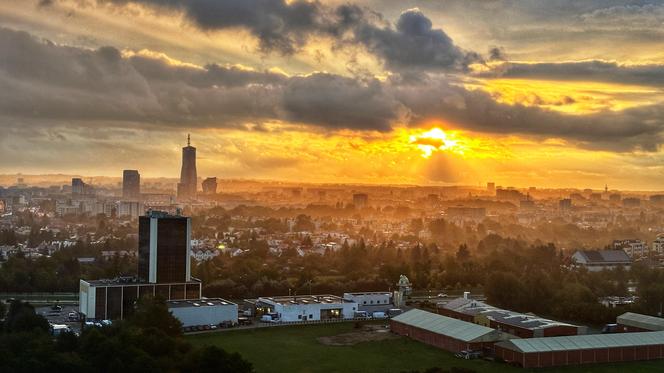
[
  {"xmin": 177, "ymin": 134, "xmax": 197, "ymax": 200},
  {"xmin": 138, "ymin": 211, "xmax": 191, "ymax": 283},
  {"xmin": 122, "ymin": 169, "xmax": 140, "ymax": 200}
]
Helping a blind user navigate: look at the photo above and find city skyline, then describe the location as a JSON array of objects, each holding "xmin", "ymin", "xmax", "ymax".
[{"xmin": 2, "ymin": 1, "xmax": 664, "ymax": 189}]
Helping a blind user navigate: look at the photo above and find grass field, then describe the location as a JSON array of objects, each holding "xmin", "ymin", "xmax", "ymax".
[{"xmin": 187, "ymin": 322, "xmax": 664, "ymax": 373}]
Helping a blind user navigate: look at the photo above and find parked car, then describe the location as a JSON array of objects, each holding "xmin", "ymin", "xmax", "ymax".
[
  {"xmin": 354, "ymin": 311, "xmax": 369, "ymax": 319},
  {"xmin": 372, "ymin": 312, "xmax": 387, "ymax": 319},
  {"xmin": 387, "ymin": 308, "xmax": 403, "ymax": 317},
  {"xmin": 67, "ymin": 312, "xmax": 79, "ymax": 321},
  {"xmin": 455, "ymin": 350, "xmax": 482, "ymax": 360},
  {"xmin": 238, "ymin": 317, "xmax": 253, "ymax": 326}
]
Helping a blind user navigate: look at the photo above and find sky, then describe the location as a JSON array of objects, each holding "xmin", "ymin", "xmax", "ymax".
[{"xmin": 1, "ymin": 0, "xmax": 664, "ymax": 189}]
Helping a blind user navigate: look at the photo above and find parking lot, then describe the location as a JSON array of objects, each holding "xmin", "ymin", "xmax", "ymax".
[{"xmin": 36, "ymin": 304, "xmax": 83, "ymax": 335}]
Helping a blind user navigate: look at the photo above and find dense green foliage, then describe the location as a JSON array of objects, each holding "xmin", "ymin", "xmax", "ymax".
[{"xmin": 0, "ymin": 299, "xmax": 252, "ymax": 373}]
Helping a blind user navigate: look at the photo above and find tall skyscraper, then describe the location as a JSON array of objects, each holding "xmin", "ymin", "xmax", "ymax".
[
  {"xmin": 177, "ymin": 134, "xmax": 197, "ymax": 200},
  {"xmin": 122, "ymin": 170, "xmax": 141, "ymax": 200},
  {"xmin": 202, "ymin": 177, "xmax": 217, "ymax": 195},
  {"xmin": 138, "ymin": 210, "xmax": 191, "ymax": 284}
]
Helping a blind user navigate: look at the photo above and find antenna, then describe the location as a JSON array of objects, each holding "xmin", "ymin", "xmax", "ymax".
[{"xmin": 187, "ymin": 133, "xmax": 190, "ymax": 147}]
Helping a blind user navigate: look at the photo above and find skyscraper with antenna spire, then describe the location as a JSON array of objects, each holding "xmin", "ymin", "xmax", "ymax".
[{"xmin": 177, "ymin": 134, "xmax": 197, "ymax": 200}]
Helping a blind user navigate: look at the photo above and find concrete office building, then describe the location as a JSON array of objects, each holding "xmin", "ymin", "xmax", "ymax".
[
  {"xmin": 80, "ymin": 210, "xmax": 200, "ymax": 320},
  {"xmin": 122, "ymin": 170, "xmax": 140, "ymax": 200},
  {"xmin": 177, "ymin": 134, "xmax": 197, "ymax": 200}
]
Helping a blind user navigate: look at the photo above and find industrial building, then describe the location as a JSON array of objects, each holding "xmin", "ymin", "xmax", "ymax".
[
  {"xmin": 390, "ymin": 309, "xmax": 513, "ymax": 354},
  {"xmin": 495, "ymin": 331, "xmax": 664, "ymax": 368},
  {"xmin": 256, "ymin": 295, "xmax": 358, "ymax": 322},
  {"xmin": 617, "ymin": 312, "xmax": 664, "ymax": 332},
  {"xmin": 167, "ymin": 298, "xmax": 237, "ymax": 327},
  {"xmin": 343, "ymin": 292, "xmax": 393, "ymax": 312},
  {"xmin": 439, "ymin": 297, "xmax": 584, "ymax": 338}
]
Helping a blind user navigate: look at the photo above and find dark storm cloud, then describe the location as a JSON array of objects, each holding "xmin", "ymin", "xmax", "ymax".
[
  {"xmin": 0, "ymin": 27, "xmax": 400, "ymax": 131},
  {"xmin": 97, "ymin": 0, "xmax": 479, "ymax": 72},
  {"xmin": 352, "ymin": 8, "xmax": 481, "ymax": 71},
  {"xmin": 3, "ymin": 27, "xmax": 664, "ymax": 152},
  {"xmin": 281, "ymin": 73, "xmax": 401, "ymax": 131},
  {"xmin": 105, "ymin": 0, "xmax": 340, "ymax": 55},
  {"xmin": 481, "ymin": 60, "xmax": 664, "ymax": 87}
]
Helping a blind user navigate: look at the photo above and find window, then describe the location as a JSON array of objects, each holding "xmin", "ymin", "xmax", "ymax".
[
  {"xmin": 309, "ymin": 314, "xmax": 313, "ymax": 319},
  {"xmin": 298, "ymin": 315, "xmax": 302, "ymax": 319},
  {"xmin": 363, "ymin": 301, "xmax": 366, "ymax": 304},
  {"xmin": 370, "ymin": 300, "xmax": 374, "ymax": 304}
]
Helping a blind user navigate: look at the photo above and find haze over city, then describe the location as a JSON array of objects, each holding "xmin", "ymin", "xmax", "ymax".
[
  {"xmin": 2, "ymin": 1, "xmax": 664, "ymax": 189},
  {"xmin": 4, "ymin": 1, "xmax": 664, "ymax": 373}
]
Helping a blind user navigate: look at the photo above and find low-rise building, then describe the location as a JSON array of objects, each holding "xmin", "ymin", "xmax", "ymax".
[
  {"xmin": 617, "ymin": 312, "xmax": 664, "ymax": 332},
  {"xmin": 571, "ymin": 250, "xmax": 632, "ymax": 271},
  {"xmin": 256, "ymin": 295, "xmax": 358, "ymax": 322},
  {"xmin": 343, "ymin": 292, "xmax": 393, "ymax": 312},
  {"xmin": 613, "ymin": 239, "xmax": 647, "ymax": 258},
  {"xmin": 496, "ymin": 331, "xmax": 664, "ymax": 368},
  {"xmin": 390, "ymin": 308, "xmax": 513, "ymax": 354},
  {"xmin": 439, "ymin": 297, "xmax": 584, "ymax": 338},
  {"xmin": 168, "ymin": 298, "xmax": 238, "ymax": 327}
]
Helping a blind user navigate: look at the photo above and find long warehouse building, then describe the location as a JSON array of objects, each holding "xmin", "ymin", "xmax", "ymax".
[
  {"xmin": 495, "ymin": 331, "xmax": 664, "ymax": 368},
  {"xmin": 617, "ymin": 312, "xmax": 664, "ymax": 332},
  {"xmin": 390, "ymin": 308, "xmax": 513, "ymax": 353}
]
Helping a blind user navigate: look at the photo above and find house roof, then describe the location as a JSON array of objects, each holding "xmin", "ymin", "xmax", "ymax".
[
  {"xmin": 496, "ymin": 331, "xmax": 664, "ymax": 353},
  {"xmin": 617, "ymin": 312, "xmax": 664, "ymax": 331},
  {"xmin": 575, "ymin": 250, "xmax": 631, "ymax": 264},
  {"xmin": 391, "ymin": 308, "xmax": 510, "ymax": 343}
]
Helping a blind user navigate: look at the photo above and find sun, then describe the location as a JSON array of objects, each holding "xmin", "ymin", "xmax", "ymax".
[{"xmin": 410, "ymin": 128, "xmax": 461, "ymax": 158}]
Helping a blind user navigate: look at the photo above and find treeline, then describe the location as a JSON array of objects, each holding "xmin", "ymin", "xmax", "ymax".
[
  {"xmin": 0, "ymin": 298, "xmax": 252, "ymax": 372},
  {"xmin": 192, "ymin": 233, "xmax": 664, "ymax": 326},
  {"xmin": 0, "ymin": 244, "xmax": 135, "ymax": 293}
]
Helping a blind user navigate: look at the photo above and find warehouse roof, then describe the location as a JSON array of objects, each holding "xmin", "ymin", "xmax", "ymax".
[
  {"xmin": 496, "ymin": 331, "xmax": 664, "ymax": 353},
  {"xmin": 573, "ymin": 250, "xmax": 631, "ymax": 264},
  {"xmin": 617, "ymin": 312, "xmax": 664, "ymax": 331},
  {"xmin": 391, "ymin": 308, "xmax": 510, "ymax": 343},
  {"xmin": 167, "ymin": 298, "xmax": 236, "ymax": 309},
  {"xmin": 441, "ymin": 298, "xmax": 579, "ymax": 331},
  {"xmin": 257, "ymin": 294, "xmax": 349, "ymax": 306}
]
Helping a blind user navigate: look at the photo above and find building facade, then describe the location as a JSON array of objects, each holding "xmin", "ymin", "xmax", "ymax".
[
  {"xmin": 202, "ymin": 177, "xmax": 217, "ymax": 195},
  {"xmin": 177, "ymin": 135, "xmax": 197, "ymax": 200},
  {"xmin": 122, "ymin": 170, "xmax": 141, "ymax": 200}
]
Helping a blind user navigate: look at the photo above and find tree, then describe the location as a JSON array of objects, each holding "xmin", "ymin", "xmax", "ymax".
[
  {"xmin": 3, "ymin": 300, "xmax": 49, "ymax": 333},
  {"xmin": 127, "ymin": 297, "xmax": 182, "ymax": 337},
  {"xmin": 182, "ymin": 345, "xmax": 252, "ymax": 373},
  {"xmin": 456, "ymin": 244, "xmax": 470, "ymax": 262}
]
